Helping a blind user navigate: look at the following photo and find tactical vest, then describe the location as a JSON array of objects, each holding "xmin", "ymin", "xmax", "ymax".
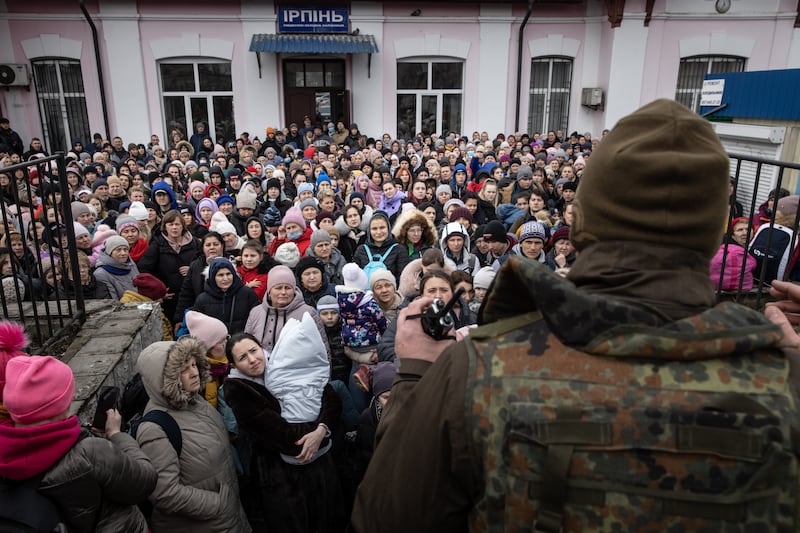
[{"xmin": 465, "ymin": 309, "xmax": 800, "ymax": 532}]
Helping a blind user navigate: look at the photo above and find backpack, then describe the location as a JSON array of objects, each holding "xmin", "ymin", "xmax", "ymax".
[
  {"xmin": 362, "ymin": 243, "xmax": 398, "ymax": 282},
  {"xmin": 749, "ymin": 223, "xmax": 795, "ymax": 283},
  {"xmin": 0, "ymin": 474, "xmax": 68, "ymax": 533},
  {"xmin": 119, "ymin": 372, "xmax": 149, "ymax": 428},
  {"xmin": 129, "ymin": 410, "xmax": 182, "ymax": 457}
]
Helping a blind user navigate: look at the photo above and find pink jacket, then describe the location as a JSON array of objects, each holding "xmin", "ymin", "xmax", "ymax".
[{"xmin": 709, "ymin": 243, "xmax": 756, "ymax": 291}]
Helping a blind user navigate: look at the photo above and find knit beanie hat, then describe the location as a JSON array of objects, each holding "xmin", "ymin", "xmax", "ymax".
[
  {"xmin": 0, "ymin": 321, "xmax": 29, "ymax": 401},
  {"xmin": 216, "ymin": 221, "xmax": 237, "ymax": 237},
  {"xmin": 449, "ymin": 207, "xmax": 473, "ymax": 224},
  {"xmin": 562, "ymin": 181, "xmax": 577, "ymax": 193},
  {"xmin": 73, "ymin": 221, "xmax": 90, "ymax": 238},
  {"xmin": 282, "ymin": 206, "xmax": 306, "ymax": 229},
  {"xmin": 516, "ymin": 165, "xmax": 533, "ymax": 181},
  {"xmin": 443, "ymin": 199, "xmax": 465, "ymax": 214},
  {"xmin": 369, "ymin": 268, "xmax": 396, "ymax": 291},
  {"xmin": 342, "ymin": 263, "xmax": 368, "ymax": 291},
  {"xmin": 371, "ymin": 361, "xmax": 395, "ymax": 397},
  {"xmin": 266, "ymin": 264, "xmax": 297, "ymax": 293},
  {"xmin": 298, "ymin": 198, "xmax": 318, "ymax": 213},
  {"xmin": 519, "ymin": 221, "xmax": 547, "ymax": 244},
  {"xmin": 297, "ymin": 182, "xmax": 315, "ymax": 195},
  {"xmin": 129, "ymin": 201, "xmax": 148, "ymax": 221},
  {"xmin": 104, "ymin": 235, "xmax": 129, "ymax": 254},
  {"xmin": 316, "ymin": 172, "xmax": 332, "ymax": 187},
  {"xmin": 295, "ymin": 256, "xmax": 323, "ymax": 278},
  {"xmin": 185, "ymin": 311, "xmax": 229, "ymax": 352},
  {"xmin": 571, "ymin": 99, "xmax": 729, "ymax": 257},
  {"xmin": 349, "ymin": 192, "xmax": 366, "ymax": 205},
  {"xmin": 273, "ymin": 243, "xmax": 301, "ymax": 268},
  {"xmin": 551, "ymin": 226, "xmax": 571, "ymax": 245},
  {"xmin": 71, "ymin": 201, "xmax": 91, "ymax": 221},
  {"xmin": 132, "ymin": 273, "xmax": 167, "ymax": 300},
  {"xmin": 309, "ymin": 229, "xmax": 331, "ymax": 250},
  {"xmin": 189, "ymin": 180, "xmax": 206, "ymax": 194},
  {"xmin": 316, "ymin": 295, "xmax": 339, "ymax": 313},
  {"xmin": 236, "ymin": 185, "xmax": 258, "ymax": 210},
  {"xmin": 216, "ymin": 194, "xmax": 235, "ymax": 207},
  {"xmin": 315, "ymin": 211, "xmax": 334, "ymax": 227},
  {"xmin": 209, "ymin": 211, "xmax": 229, "ymax": 233},
  {"xmin": 482, "ymin": 220, "xmax": 507, "ymax": 243},
  {"xmin": 4, "ymin": 356, "xmax": 75, "ymax": 425},
  {"xmin": 92, "ymin": 178, "xmax": 108, "ymax": 192},
  {"xmin": 777, "ymin": 195, "xmax": 800, "ymax": 217},
  {"xmin": 436, "ymin": 184, "xmax": 452, "ymax": 197},
  {"xmin": 473, "ymin": 267, "xmax": 496, "ymax": 290},
  {"xmin": 115, "ymin": 215, "xmax": 139, "ymax": 234},
  {"xmin": 266, "ymin": 178, "xmax": 281, "ymax": 191}
]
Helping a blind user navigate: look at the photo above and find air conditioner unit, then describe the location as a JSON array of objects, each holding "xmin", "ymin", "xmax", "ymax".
[
  {"xmin": 581, "ymin": 87, "xmax": 603, "ymax": 108},
  {"xmin": 0, "ymin": 64, "xmax": 30, "ymax": 87}
]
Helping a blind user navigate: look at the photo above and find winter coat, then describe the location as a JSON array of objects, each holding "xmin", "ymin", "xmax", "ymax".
[
  {"xmin": 710, "ymin": 241, "xmax": 756, "ymax": 291},
  {"xmin": 245, "ymin": 287, "xmax": 330, "ymax": 356},
  {"xmin": 175, "ymin": 256, "xmax": 211, "ymax": 324},
  {"xmin": 135, "ymin": 338, "xmax": 250, "ymax": 533},
  {"xmin": 324, "ymin": 322, "xmax": 349, "ymax": 383},
  {"xmin": 192, "ymin": 272, "xmax": 260, "ymax": 335},
  {"xmin": 308, "ymin": 246, "xmax": 347, "ymax": 286},
  {"xmin": 336, "ymin": 287, "xmax": 387, "ymax": 348},
  {"xmin": 440, "ymin": 222, "xmax": 480, "ymax": 277},
  {"xmin": 138, "ymin": 231, "xmax": 199, "ymax": 321},
  {"xmin": 0, "ymin": 418, "xmax": 157, "ymax": 533},
  {"xmin": 301, "ymin": 281, "xmax": 336, "ymax": 309},
  {"xmin": 352, "ymin": 236, "xmax": 410, "ymax": 284},
  {"xmin": 94, "ymin": 251, "xmax": 139, "ymax": 300},
  {"xmin": 392, "ymin": 208, "xmax": 438, "ymax": 262},
  {"xmin": 237, "ymin": 255, "xmax": 278, "ymax": 301},
  {"xmin": 268, "ymin": 224, "xmax": 313, "ymax": 257}
]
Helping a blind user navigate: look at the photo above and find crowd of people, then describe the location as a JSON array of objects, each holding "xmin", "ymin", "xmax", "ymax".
[{"xmin": 0, "ymin": 106, "xmax": 794, "ymax": 531}]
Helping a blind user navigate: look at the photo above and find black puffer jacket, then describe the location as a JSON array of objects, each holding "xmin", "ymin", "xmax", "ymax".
[
  {"xmin": 192, "ymin": 261, "xmax": 260, "ymax": 334},
  {"xmin": 138, "ymin": 232, "xmax": 199, "ymax": 321}
]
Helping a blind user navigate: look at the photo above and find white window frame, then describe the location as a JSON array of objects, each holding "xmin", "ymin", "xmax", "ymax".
[
  {"xmin": 158, "ymin": 58, "xmax": 235, "ymax": 144},
  {"xmin": 396, "ymin": 58, "xmax": 464, "ymax": 139}
]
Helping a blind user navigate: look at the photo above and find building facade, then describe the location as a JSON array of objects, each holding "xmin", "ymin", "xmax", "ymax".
[{"xmin": 1, "ymin": 0, "xmax": 800, "ymax": 154}]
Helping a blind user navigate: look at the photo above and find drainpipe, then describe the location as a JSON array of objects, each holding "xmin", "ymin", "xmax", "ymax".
[
  {"xmin": 79, "ymin": 0, "xmax": 111, "ymax": 140},
  {"xmin": 515, "ymin": 0, "xmax": 534, "ymax": 132}
]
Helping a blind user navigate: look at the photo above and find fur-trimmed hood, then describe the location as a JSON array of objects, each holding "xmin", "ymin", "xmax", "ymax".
[
  {"xmin": 392, "ymin": 208, "xmax": 437, "ymax": 248},
  {"xmin": 137, "ymin": 337, "xmax": 211, "ymax": 410}
]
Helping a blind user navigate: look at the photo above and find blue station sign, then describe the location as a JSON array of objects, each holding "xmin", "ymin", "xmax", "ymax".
[{"xmin": 278, "ymin": 6, "xmax": 349, "ymax": 34}]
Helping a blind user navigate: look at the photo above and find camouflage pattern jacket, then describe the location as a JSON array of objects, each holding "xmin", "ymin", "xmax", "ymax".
[{"xmin": 351, "ymin": 254, "xmax": 800, "ymax": 533}]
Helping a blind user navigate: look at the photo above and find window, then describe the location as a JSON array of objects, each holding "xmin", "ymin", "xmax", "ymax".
[
  {"xmin": 396, "ymin": 60, "xmax": 463, "ymax": 140},
  {"xmin": 284, "ymin": 60, "xmax": 344, "ymax": 89},
  {"xmin": 159, "ymin": 60, "xmax": 235, "ymax": 146},
  {"xmin": 675, "ymin": 56, "xmax": 745, "ymax": 112},
  {"xmin": 31, "ymin": 59, "xmax": 91, "ymax": 153},
  {"xmin": 528, "ymin": 57, "xmax": 572, "ymax": 136}
]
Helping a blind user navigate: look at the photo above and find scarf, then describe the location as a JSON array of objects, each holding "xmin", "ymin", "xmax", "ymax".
[{"xmin": 164, "ymin": 231, "xmax": 193, "ymax": 254}]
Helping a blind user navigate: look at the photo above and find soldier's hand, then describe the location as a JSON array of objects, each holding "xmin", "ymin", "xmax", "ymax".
[
  {"xmin": 768, "ymin": 280, "xmax": 800, "ymax": 325},
  {"xmin": 395, "ymin": 297, "xmax": 455, "ymax": 364}
]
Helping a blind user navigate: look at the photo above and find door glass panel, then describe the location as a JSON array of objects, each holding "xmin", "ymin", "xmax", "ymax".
[
  {"xmin": 286, "ymin": 62, "xmax": 304, "ymax": 87},
  {"xmin": 442, "ymin": 94, "xmax": 462, "ymax": 135},
  {"xmin": 305, "ymin": 62, "xmax": 324, "ymax": 87},
  {"xmin": 316, "ymin": 92, "xmax": 332, "ymax": 123},
  {"xmin": 397, "ymin": 94, "xmax": 416, "ymax": 140},
  {"xmin": 160, "ymin": 64, "xmax": 195, "ymax": 92},
  {"xmin": 213, "ymin": 96, "xmax": 235, "ymax": 144},
  {"xmin": 164, "ymin": 95, "xmax": 187, "ymax": 142},
  {"xmin": 421, "ymin": 95, "xmax": 437, "ymax": 136},
  {"xmin": 199, "ymin": 63, "xmax": 232, "ymax": 91},
  {"xmin": 397, "ymin": 63, "xmax": 428, "ymax": 90},
  {"xmin": 326, "ymin": 62, "xmax": 345, "ymax": 87},
  {"xmin": 432, "ymin": 63, "xmax": 463, "ymax": 89},
  {"xmin": 190, "ymin": 98, "xmax": 209, "ymax": 133}
]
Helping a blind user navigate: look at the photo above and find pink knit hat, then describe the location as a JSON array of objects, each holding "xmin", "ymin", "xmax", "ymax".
[
  {"xmin": 0, "ymin": 320, "xmax": 29, "ymax": 401},
  {"xmin": 185, "ymin": 311, "xmax": 228, "ymax": 352},
  {"xmin": 266, "ymin": 265, "xmax": 296, "ymax": 294},
  {"xmin": 281, "ymin": 206, "xmax": 306, "ymax": 229},
  {"xmin": 4, "ymin": 355, "xmax": 75, "ymax": 425}
]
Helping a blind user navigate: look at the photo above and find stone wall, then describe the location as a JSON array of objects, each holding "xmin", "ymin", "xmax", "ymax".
[{"xmin": 65, "ymin": 301, "xmax": 163, "ymax": 425}]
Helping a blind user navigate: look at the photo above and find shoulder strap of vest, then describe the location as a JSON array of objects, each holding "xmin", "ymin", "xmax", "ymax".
[{"xmin": 378, "ymin": 243, "xmax": 399, "ymax": 262}]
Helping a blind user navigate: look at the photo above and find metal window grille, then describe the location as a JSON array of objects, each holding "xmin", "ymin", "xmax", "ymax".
[
  {"xmin": 31, "ymin": 59, "xmax": 91, "ymax": 154},
  {"xmin": 675, "ymin": 56, "xmax": 745, "ymax": 112},
  {"xmin": 528, "ymin": 57, "xmax": 572, "ymax": 135}
]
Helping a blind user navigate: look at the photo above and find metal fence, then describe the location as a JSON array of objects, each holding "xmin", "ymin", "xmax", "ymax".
[
  {"xmin": 0, "ymin": 153, "xmax": 85, "ymax": 352},
  {"xmin": 718, "ymin": 152, "xmax": 800, "ymax": 308}
]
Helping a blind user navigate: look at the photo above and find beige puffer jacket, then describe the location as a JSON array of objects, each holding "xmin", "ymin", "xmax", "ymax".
[{"xmin": 135, "ymin": 337, "xmax": 250, "ymax": 533}]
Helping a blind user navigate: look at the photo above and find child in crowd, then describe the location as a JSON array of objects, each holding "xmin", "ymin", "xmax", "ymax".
[
  {"xmin": 185, "ymin": 310, "xmax": 231, "ymax": 408},
  {"xmin": 236, "ymin": 239, "xmax": 276, "ymax": 301},
  {"xmin": 316, "ymin": 295, "xmax": 349, "ymax": 384}
]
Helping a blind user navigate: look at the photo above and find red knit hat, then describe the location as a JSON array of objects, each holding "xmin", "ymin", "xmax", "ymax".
[
  {"xmin": 0, "ymin": 320, "xmax": 29, "ymax": 401},
  {"xmin": 133, "ymin": 273, "xmax": 168, "ymax": 301}
]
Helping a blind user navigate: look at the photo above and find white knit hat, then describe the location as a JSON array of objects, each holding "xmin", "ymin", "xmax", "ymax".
[
  {"xmin": 128, "ymin": 201, "xmax": 148, "ymax": 221},
  {"xmin": 342, "ymin": 263, "xmax": 368, "ymax": 291},
  {"xmin": 473, "ymin": 267, "xmax": 496, "ymax": 290},
  {"xmin": 273, "ymin": 242, "xmax": 300, "ymax": 268}
]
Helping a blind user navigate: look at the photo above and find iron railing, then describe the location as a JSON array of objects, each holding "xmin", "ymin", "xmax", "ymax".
[
  {"xmin": 0, "ymin": 153, "xmax": 86, "ymax": 352},
  {"xmin": 718, "ymin": 152, "xmax": 800, "ymax": 308}
]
